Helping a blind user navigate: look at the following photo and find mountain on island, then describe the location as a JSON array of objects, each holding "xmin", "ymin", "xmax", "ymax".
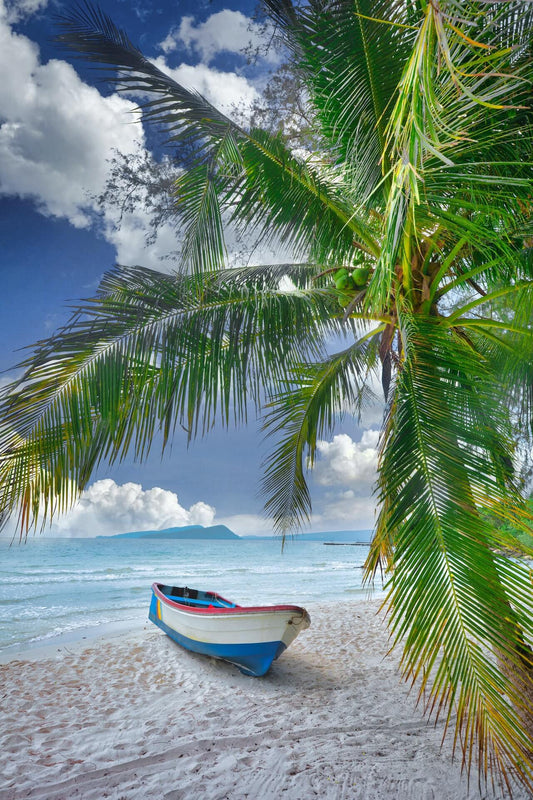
[
  {"xmin": 99, "ymin": 524, "xmax": 240, "ymax": 540},
  {"xmin": 98, "ymin": 525, "xmax": 371, "ymax": 543}
]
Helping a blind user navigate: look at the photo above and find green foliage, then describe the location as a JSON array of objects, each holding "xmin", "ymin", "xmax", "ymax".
[
  {"xmin": 2, "ymin": 1, "xmax": 533, "ymax": 792},
  {"xmin": 482, "ymin": 497, "xmax": 533, "ymax": 550}
]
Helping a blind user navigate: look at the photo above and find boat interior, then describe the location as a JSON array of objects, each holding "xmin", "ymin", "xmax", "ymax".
[{"xmin": 158, "ymin": 585, "xmax": 237, "ymax": 609}]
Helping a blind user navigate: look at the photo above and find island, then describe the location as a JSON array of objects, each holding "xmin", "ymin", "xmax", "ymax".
[
  {"xmin": 97, "ymin": 526, "xmax": 372, "ymax": 543},
  {"xmin": 98, "ymin": 524, "xmax": 240, "ymax": 540}
]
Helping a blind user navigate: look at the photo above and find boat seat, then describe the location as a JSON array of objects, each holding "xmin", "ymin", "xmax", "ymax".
[
  {"xmin": 167, "ymin": 595, "xmax": 223, "ymax": 607},
  {"xmin": 162, "ymin": 590, "xmax": 237, "ymax": 609}
]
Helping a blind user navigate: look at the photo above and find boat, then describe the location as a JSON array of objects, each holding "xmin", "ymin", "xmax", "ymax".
[{"xmin": 148, "ymin": 583, "xmax": 311, "ymax": 676}]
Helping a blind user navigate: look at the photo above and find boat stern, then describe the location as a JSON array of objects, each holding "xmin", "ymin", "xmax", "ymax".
[{"xmin": 148, "ymin": 589, "xmax": 162, "ymax": 627}]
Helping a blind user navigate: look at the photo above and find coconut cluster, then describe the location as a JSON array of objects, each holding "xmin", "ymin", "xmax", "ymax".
[{"xmin": 333, "ymin": 266, "xmax": 370, "ymax": 307}]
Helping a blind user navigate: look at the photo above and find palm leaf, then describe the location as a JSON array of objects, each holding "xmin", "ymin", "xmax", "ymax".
[
  {"xmin": 0, "ymin": 263, "xmax": 349, "ymax": 532},
  {"xmin": 55, "ymin": 4, "xmax": 380, "ymax": 267},
  {"xmin": 368, "ymin": 313, "xmax": 533, "ymax": 790},
  {"xmin": 366, "ymin": 0, "xmax": 533, "ymax": 311},
  {"xmin": 262, "ymin": 334, "xmax": 380, "ymax": 534},
  {"xmin": 263, "ymin": 0, "xmax": 414, "ymax": 193}
]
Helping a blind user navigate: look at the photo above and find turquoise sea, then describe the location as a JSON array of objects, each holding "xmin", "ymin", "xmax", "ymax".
[{"xmin": 0, "ymin": 537, "xmax": 381, "ymax": 654}]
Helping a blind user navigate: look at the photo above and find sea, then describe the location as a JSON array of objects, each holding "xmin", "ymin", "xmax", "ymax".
[{"xmin": 0, "ymin": 536, "xmax": 383, "ymax": 655}]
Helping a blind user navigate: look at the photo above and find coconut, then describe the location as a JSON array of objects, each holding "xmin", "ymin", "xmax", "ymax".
[{"xmin": 352, "ymin": 267, "xmax": 370, "ymax": 287}]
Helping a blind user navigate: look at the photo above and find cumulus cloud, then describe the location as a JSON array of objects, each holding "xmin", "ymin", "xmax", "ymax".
[
  {"xmin": 151, "ymin": 57, "xmax": 259, "ymax": 117},
  {"xmin": 48, "ymin": 479, "xmax": 216, "ymax": 538},
  {"xmin": 309, "ymin": 431, "xmax": 380, "ymax": 529},
  {"xmin": 0, "ymin": 7, "xmax": 144, "ymax": 228},
  {"xmin": 312, "ymin": 431, "xmax": 379, "ymax": 489},
  {"xmin": 3, "ymin": 0, "xmax": 47, "ymax": 23},
  {"xmin": 0, "ymin": 4, "xmax": 263, "ymax": 265},
  {"xmin": 160, "ymin": 11, "xmax": 277, "ymax": 65},
  {"xmin": 102, "ymin": 207, "xmax": 180, "ymax": 271}
]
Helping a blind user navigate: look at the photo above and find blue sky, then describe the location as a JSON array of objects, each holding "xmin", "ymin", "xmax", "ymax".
[{"xmin": 0, "ymin": 0, "xmax": 381, "ymax": 536}]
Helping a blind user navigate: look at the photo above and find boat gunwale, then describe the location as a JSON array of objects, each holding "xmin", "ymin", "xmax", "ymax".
[{"xmin": 152, "ymin": 583, "xmax": 309, "ymax": 618}]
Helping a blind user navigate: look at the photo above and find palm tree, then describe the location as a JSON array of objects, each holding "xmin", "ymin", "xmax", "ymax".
[{"xmin": 2, "ymin": 0, "xmax": 533, "ymax": 791}]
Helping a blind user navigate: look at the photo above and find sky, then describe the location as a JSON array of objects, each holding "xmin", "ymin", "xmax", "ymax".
[{"xmin": 0, "ymin": 0, "xmax": 383, "ymax": 537}]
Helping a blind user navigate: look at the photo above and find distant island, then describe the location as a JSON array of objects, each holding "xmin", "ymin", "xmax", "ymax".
[
  {"xmin": 97, "ymin": 525, "xmax": 372, "ymax": 543},
  {"xmin": 98, "ymin": 524, "xmax": 240, "ymax": 540}
]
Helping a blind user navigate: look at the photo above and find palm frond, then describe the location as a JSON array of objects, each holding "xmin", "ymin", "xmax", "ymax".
[
  {"xmin": 368, "ymin": 313, "xmax": 533, "ymax": 791},
  {"xmin": 55, "ymin": 3, "xmax": 235, "ymax": 139},
  {"xmin": 262, "ymin": 335, "xmax": 380, "ymax": 535},
  {"xmin": 366, "ymin": 0, "xmax": 533, "ymax": 311},
  {"xmin": 173, "ymin": 163, "xmax": 227, "ymax": 273},
  {"xmin": 263, "ymin": 0, "xmax": 413, "ymax": 194},
  {"xmin": 0, "ymin": 263, "xmax": 347, "ymax": 533},
  {"xmin": 55, "ymin": 4, "xmax": 380, "ymax": 267}
]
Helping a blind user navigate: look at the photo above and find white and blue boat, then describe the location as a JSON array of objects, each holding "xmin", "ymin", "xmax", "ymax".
[{"xmin": 148, "ymin": 583, "xmax": 311, "ymax": 676}]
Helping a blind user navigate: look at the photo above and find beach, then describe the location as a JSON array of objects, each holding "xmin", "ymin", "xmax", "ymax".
[{"xmin": 0, "ymin": 599, "xmax": 526, "ymax": 800}]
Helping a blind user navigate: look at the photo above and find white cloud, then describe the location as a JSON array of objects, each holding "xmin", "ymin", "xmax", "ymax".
[
  {"xmin": 160, "ymin": 11, "xmax": 277, "ymax": 65},
  {"xmin": 312, "ymin": 431, "xmax": 379, "ymax": 489},
  {"xmin": 217, "ymin": 513, "xmax": 275, "ymax": 537},
  {"xmin": 2, "ymin": 0, "xmax": 48, "ymax": 23},
  {"xmin": 312, "ymin": 493, "xmax": 377, "ymax": 530},
  {"xmin": 309, "ymin": 432, "xmax": 379, "ymax": 529},
  {"xmin": 0, "ymin": 4, "xmax": 260, "ymax": 263},
  {"xmin": 102, "ymin": 207, "xmax": 180, "ymax": 270},
  {"xmin": 47, "ymin": 479, "xmax": 216, "ymax": 537},
  {"xmin": 151, "ymin": 57, "xmax": 259, "ymax": 117},
  {"xmin": 0, "ymin": 7, "xmax": 144, "ymax": 228}
]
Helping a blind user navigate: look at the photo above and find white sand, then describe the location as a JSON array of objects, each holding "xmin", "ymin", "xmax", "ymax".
[{"xmin": 0, "ymin": 600, "xmax": 528, "ymax": 800}]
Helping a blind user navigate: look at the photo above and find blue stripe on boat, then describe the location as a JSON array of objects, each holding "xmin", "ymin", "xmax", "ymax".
[
  {"xmin": 161, "ymin": 595, "xmax": 235, "ymax": 608},
  {"xmin": 148, "ymin": 606, "xmax": 286, "ymax": 677}
]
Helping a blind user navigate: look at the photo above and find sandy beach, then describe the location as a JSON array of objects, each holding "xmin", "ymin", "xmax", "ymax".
[{"xmin": 0, "ymin": 600, "xmax": 527, "ymax": 800}]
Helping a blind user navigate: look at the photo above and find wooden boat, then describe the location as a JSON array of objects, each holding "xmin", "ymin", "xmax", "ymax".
[{"xmin": 148, "ymin": 583, "xmax": 311, "ymax": 676}]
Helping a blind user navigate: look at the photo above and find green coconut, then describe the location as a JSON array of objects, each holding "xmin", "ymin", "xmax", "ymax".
[
  {"xmin": 352, "ymin": 266, "xmax": 370, "ymax": 287},
  {"xmin": 333, "ymin": 268, "xmax": 349, "ymax": 288}
]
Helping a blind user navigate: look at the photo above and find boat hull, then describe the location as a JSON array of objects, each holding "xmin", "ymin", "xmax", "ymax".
[{"xmin": 148, "ymin": 584, "xmax": 310, "ymax": 676}]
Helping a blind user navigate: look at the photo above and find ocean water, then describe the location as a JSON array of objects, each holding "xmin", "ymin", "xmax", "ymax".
[{"xmin": 0, "ymin": 537, "xmax": 382, "ymax": 653}]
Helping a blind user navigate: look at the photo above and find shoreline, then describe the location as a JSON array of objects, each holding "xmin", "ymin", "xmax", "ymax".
[
  {"xmin": 0, "ymin": 595, "xmax": 382, "ymax": 664},
  {"xmin": 0, "ymin": 614, "xmax": 147, "ymax": 665},
  {"xmin": 1, "ymin": 599, "xmax": 526, "ymax": 800}
]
